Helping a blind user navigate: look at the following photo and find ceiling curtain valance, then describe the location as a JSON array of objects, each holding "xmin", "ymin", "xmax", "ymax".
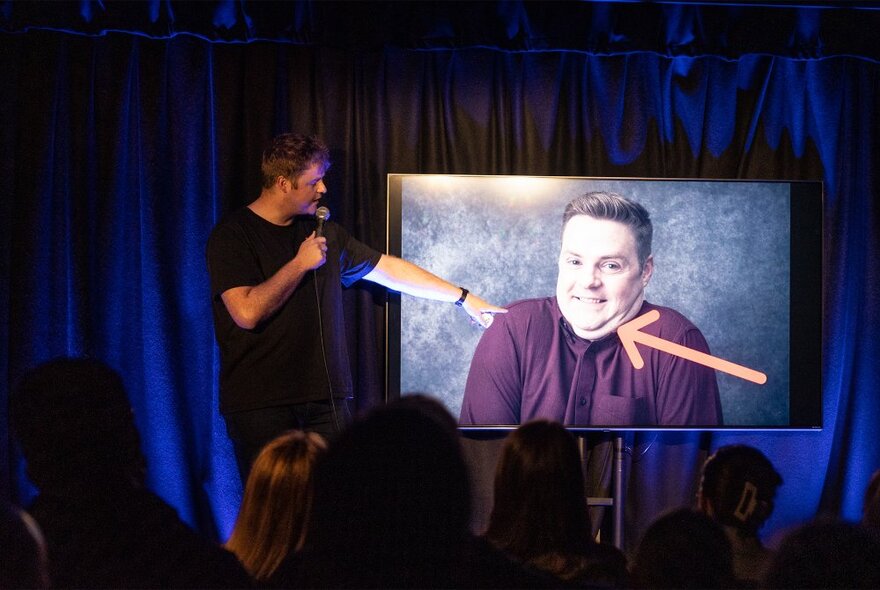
[{"xmin": 2, "ymin": 1, "xmax": 880, "ymax": 60}]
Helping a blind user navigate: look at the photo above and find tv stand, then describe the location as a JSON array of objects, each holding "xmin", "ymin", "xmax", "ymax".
[{"xmin": 581, "ymin": 432, "xmax": 628, "ymax": 550}]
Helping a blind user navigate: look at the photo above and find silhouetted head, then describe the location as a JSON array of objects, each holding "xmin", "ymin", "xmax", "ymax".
[
  {"xmin": 302, "ymin": 397, "xmax": 471, "ymax": 587},
  {"xmin": 697, "ymin": 444, "xmax": 782, "ymax": 537},
  {"xmin": 395, "ymin": 393, "xmax": 461, "ymax": 439},
  {"xmin": 631, "ymin": 508, "xmax": 734, "ymax": 589},
  {"xmin": 765, "ymin": 519, "xmax": 880, "ymax": 589},
  {"xmin": 9, "ymin": 357, "xmax": 146, "ymax": 491},
  {"xmin": 486, "ymin": 420, "xmax": 592, "ymax": 560}
]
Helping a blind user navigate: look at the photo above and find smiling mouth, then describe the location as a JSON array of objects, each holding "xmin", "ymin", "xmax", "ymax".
[{"xmin": 574, "ymin": 296, "xmax": 605, "ymax": 304}]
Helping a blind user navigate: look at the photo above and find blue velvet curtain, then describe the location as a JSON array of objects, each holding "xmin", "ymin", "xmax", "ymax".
[{"xmin": 2, "ymin": 1, "xmax": 878, "ymax": 550}]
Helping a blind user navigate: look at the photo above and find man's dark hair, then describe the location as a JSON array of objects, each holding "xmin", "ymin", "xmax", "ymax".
[
  {"xmin": 563, "ymin": 191, "xmax": 653, "ymax": 267},
  {"xmin": 261, "ymin": 133, "xmax": 330, "ymax": 189}
]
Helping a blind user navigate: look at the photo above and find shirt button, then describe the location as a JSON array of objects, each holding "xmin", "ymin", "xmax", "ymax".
[{"xmin": 579, "ymin": 397, "xmax": 587, "ymax": 406}]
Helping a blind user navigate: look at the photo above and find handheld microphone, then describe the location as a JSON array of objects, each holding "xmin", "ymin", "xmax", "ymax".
[{"xmin": 315, "ymin": 206, "xmax": 330, "ymax": 238}]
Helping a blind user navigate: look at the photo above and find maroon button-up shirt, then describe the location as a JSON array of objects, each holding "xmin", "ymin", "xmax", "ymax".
[{"xmin": 459, "ymin": 298, "xmax": 722, "ymax": 427}]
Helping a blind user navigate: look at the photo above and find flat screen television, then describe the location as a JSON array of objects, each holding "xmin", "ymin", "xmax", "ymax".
[{"xmin": 386, "ymin": 174, "xmax": 823, "ymax": 431}]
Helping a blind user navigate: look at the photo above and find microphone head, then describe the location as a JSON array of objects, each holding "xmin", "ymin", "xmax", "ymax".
[{"xmin": 316, "ymin": 206, "xmax": 330, "ymax": 222}]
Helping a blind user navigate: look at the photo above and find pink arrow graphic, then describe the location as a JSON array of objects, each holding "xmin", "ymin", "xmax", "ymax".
[{"xmin": 617, "ymin": 310, "xmax": 767, "ymax": 385}]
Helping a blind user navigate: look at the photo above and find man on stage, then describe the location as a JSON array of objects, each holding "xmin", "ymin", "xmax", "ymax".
[{"xmin": 207, "ymin": 133, "xmax": 505, "ymax": 480}]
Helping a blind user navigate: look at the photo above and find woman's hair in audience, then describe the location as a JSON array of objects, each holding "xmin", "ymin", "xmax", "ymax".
[
  {"xmin": 485, "ymin": 420, "xmax": 594, "ymax": 579},
  {"xmin": 698, "ymin": 444, "xmax": 782, "ymax": 537},
  {"xmin": 630, "ymin": 507, "xmax": 735, "ymax": 589},
  {"xmin": 1, "ymin": 503, "xmax": 50, "ymax": 589},
  {"xmin": 765, "ymin": 518, "xmax": 880, "ymax": 589},
  {"xmin": 225, "ymin": 429, "xmax": 326, "ymax": 581}
]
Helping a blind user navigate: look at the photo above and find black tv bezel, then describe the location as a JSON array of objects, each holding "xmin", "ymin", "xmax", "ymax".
[{"xmin": 385, "ymin": 174, "xmax": 823, "ymax": 432}]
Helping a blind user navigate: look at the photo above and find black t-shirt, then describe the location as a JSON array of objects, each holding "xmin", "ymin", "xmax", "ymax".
[{"xmin": 206, "ymin": 207, "xmax": 381, "ymax": 414}]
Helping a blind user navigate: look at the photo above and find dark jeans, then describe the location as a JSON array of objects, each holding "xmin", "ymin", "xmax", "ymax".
[{"xmin": 224, "ymin": 399, "xmax": 353, "ymax": 483}]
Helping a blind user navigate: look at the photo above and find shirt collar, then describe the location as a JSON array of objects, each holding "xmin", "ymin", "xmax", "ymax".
[{"xmin": 553, "ymin": 297, "xmax": 649, "ymax": 351}]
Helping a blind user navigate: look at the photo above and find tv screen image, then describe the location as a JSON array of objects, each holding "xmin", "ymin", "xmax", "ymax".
[{"xmin": 386, "ymin": 175, "xmax": 822, "ymax": 431}]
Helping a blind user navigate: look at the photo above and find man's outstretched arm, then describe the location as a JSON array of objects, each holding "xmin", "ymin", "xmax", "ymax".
[{"xmin": 363, "ymin": 254, "xmax": 506, "ymax": 327}]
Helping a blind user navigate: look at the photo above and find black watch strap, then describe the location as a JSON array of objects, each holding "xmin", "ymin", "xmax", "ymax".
[{"xmin": 454, "ymin": 288, "xmax": 469, "ymax": 307}]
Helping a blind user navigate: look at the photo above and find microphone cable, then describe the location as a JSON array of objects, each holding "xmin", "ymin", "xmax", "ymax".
[
  {"xmin": 312, "ymin": 220, "xmax": 340, "ymax": 433},
  {"xmin": 312, "ymin": 270, "xmax": 340, "ymax": 432}
]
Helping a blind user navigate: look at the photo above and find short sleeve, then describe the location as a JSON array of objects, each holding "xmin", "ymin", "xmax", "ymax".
[
  {"xmin": 206, "ymin": 221, "xmax": 263, "ymax": 300},
  {"xmin": 333, "ymin": 223, "xmax": 382, "ymax": 287}
]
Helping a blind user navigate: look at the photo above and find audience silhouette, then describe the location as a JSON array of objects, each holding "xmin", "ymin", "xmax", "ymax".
[
  {"xmin": 293, "ymin": 395, "xmax": 470, "ymax": 587},
  {"xmin": 862, "ymin": 468, "xmax": 880, "ymax": 530},
  {"xmin": 485, "ymin": 419, "xmax": 628, "ymax": 587},
  {"xmin": 630, "ymin": 507, "xmax": 735, "ymax": 589},
  {"xmin": 13, "ymin": 356, "xmax": 880, "ymax": 589},
  {"xmin": 765, "ymin": 518, "xmax": 880, "ymax": 589},
  {"xmin": 225, "ymin": 429, "xmax": 326, "ymax": 583},
  {"xmin": 696, "ymin": 444, "xmax": 783, "ymax": 586},
  {"xmin": 290, "ymin": 395, "xmax": 556, "ymax": 588},
  {"xmin": 8, "ymin": 357, "xmax": 253, "ymax": 588}
]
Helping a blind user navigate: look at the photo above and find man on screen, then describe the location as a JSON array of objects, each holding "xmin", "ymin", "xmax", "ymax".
[{"xmin": 459, "ymin": 191, "xmax": 722, "ymax": 426}]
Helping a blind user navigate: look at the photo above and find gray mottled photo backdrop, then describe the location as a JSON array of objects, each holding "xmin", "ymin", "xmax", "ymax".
[{"xmin": 395, "ymin": 175, "xmax": 790, "ymax": 427}]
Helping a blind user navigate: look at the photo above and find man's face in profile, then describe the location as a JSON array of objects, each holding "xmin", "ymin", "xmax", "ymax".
[
  {"xmin": 556, "ymin": 215, "xmax": 653, "ymax": 341},
  {"xmin": 286, "ymin": 162, "xmax": 327, "ymax": 216}
]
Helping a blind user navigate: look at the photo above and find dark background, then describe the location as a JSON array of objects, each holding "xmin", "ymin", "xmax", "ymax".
[{"xmin": 2, "ymin": 0, "xmax": 878, "ymax": 553}]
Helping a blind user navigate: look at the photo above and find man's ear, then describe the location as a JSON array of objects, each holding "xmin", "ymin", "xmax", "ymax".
[
  {"xmin": 641, "ymin": 254, "xmax": 654, "ymax": 287},
  {"xmin": 277, "ymin": 175, "xmax": 298, "ymax": 191}
]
